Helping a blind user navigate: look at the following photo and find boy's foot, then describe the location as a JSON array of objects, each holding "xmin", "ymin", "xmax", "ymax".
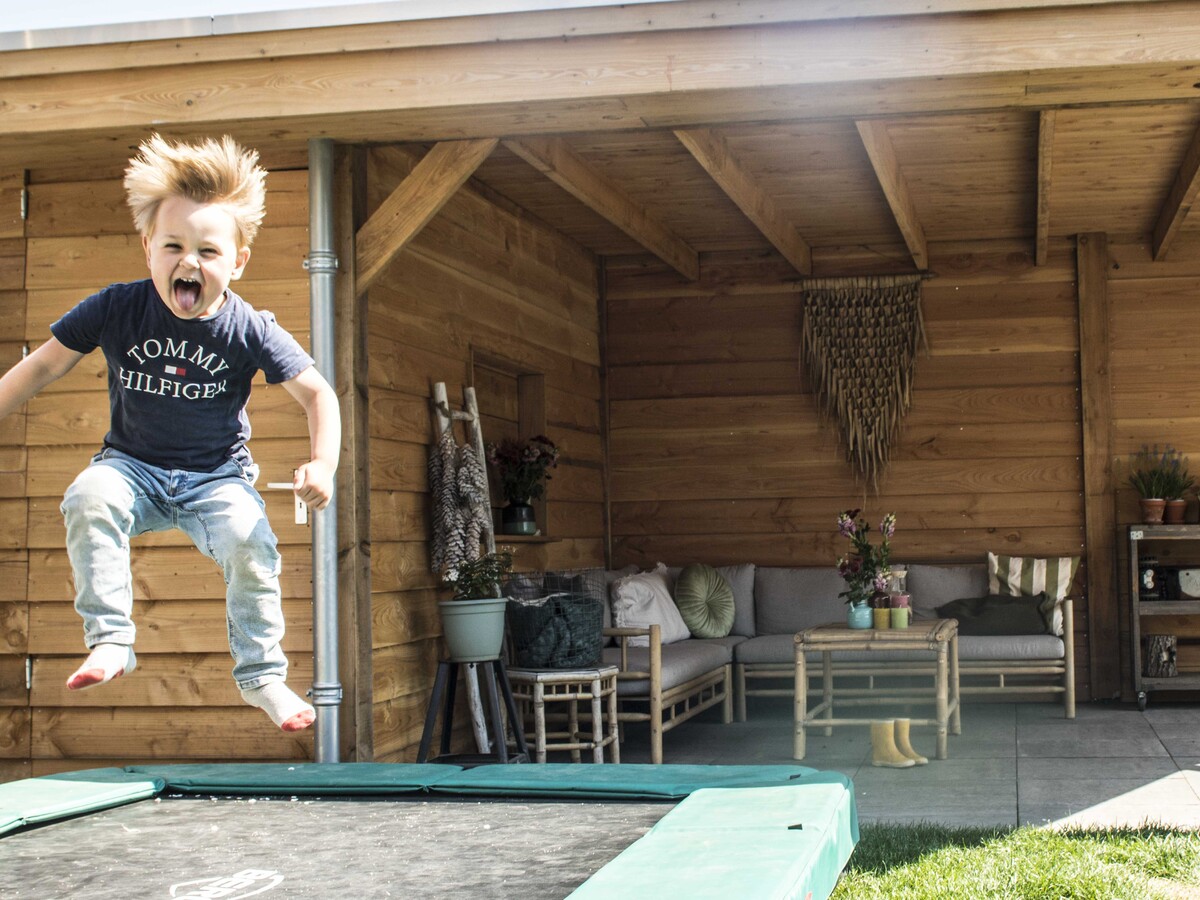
[
  {"xmin": 66, "ymin": 644, "xmax": 136, "ymax": 691},
  {"xmin": 240, "ymin": 682, "xmax": 315, "ymax": 732}
]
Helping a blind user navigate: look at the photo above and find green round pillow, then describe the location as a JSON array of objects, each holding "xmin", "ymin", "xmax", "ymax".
[{"xmin": 674, "ymin": 564, "xmax": 735, "ymax": 638}]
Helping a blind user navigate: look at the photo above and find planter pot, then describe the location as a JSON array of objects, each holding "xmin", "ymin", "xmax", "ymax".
[
  {"xmin": 1164, "ymin": 499, "xmax": 1188, "ymax": 525},
  {"xmin": 438, "ymin": 597, "xmax": 508, "ymax": 662},
  {"xmin": 847, "ymin": 602, "xmax": 872, "ymax": 630},
  {"xmin": 501, "ymin": 502, "xmax": 537, "ymax": 535},
  {"xmin": 1140, "ymin": 498, "xmax": 1167, "ymax": 525}
]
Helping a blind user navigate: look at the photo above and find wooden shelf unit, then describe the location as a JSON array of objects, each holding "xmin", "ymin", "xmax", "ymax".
[{"xmin": 1127, "ymin": 524, "xmax": 1200, "ymax": 709}]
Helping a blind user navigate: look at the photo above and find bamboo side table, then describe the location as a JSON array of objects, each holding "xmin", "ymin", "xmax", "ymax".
[
  {"xmin": 793, "ymin": 618, "xmax": 962, "ymax": 760},
  {"xmin": 507, "ymin": 665, "xmax": 621, "ymax": 763}
]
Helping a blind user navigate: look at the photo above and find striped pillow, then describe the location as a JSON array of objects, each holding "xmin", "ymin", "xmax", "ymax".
[{"xmin": 987, "ymin": 553, "xmax": 1080, "ymax": 635}]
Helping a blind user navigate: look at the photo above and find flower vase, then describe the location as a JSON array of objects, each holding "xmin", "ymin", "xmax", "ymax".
[
  {"xmin": 847, "ymin": 602, "xmax": 872, "ymax": 630},
  {"xmin": 501, "ymin": 502, "xmax": 537, "ymax": 535}
]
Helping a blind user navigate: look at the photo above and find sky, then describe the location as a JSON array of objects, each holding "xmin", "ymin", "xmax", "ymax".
[
  {"xmin": 6, "ymin": 0, "xmax": 368, "ymax": 32},
  {"xmin": 3, "ymin": 0, "xmax": 643, "ymax": 36}
]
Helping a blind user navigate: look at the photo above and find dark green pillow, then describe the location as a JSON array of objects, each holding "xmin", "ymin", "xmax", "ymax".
[
  {"xmin": 673, "ymin": 564, "xmax": 736, "ymax": 638},
  {"xmin": 935, "ymin": 593, "xmax": 1055, "ymax": 636}
]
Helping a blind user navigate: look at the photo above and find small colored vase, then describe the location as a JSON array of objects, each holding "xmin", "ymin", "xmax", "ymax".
[{"xmin": 847, "ymin": 602, "xmax": 872, "ymax": 630}]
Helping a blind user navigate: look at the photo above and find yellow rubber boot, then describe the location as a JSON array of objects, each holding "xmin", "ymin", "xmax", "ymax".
[
  {"xmin": 894, "ymin": 718, "xmax": 929, "ymax": 765},
  {"xmin": 870, "ymin": 719, "xmax": 916, "ymax": 768}
]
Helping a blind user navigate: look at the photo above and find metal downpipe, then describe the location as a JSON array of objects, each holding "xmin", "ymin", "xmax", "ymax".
[{"xmin": 306, "ymin": 137, "xmax": 342, "ymax": 763}]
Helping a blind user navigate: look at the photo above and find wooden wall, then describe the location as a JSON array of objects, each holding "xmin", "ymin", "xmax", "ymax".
[
  {"xmin": 1109, "ymin": 237, "xmax": 1200, "ymax": 683},
  {"xmin": 0, "ymin": 171, "xmax": 29, "ymax": 781},
  {"xmin": 363, "ymin": 146, "xmax": 605, "ymax": 762},
  {"xmin": 606, "ymin": 240, "xmax": 1093, "ymax": 697},
  {"xmin": 5, "ymin": 161, "xmax": 316, "ymax": 778}
]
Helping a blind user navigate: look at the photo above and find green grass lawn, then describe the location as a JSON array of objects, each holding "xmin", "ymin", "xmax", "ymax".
[{"xmin": 833, "ymin": 823, "xmax": 1200, "ymax": 899}]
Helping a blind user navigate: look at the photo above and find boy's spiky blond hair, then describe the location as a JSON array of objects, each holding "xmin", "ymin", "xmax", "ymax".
[{"xmin": 124, "ymin": 133, "xmax": 267, "ymax": 247}]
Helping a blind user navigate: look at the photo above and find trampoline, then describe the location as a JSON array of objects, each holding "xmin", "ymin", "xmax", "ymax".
[{"xmin": 0, "ymin": 763, "xmax": 858, "ymax": 899}]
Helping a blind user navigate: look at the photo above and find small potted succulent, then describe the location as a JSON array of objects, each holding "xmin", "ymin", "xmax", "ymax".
[{"xmin": 439, "ymin": 548, "xmax": 514, "ymax": 662}]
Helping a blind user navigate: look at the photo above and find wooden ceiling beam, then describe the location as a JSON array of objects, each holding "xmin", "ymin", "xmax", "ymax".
[
  {"xmin": 855, "ymin": 120, "xmax": 928, "ymax": 271},
  {"xmin": 6, "ymin": 3, "xmax": 1200, "ymax": 140},
  {"xmin": 505, "ymin": 136, "xmax": 700, "ymax": 281},
  {"xmin": 1036, "ymin": 109, "xmax": 1057, "ymax": 267},
  {"xmin": 1151, "ymin": 118, "xmax": 1200, "ymax": 262},
  {"xmin": 355, "ymin": 138, "xmax": 497, "ymax": 294},
  {"xmin": 674, "ymin": 128, "xmax": 812, "ymax": 276}
]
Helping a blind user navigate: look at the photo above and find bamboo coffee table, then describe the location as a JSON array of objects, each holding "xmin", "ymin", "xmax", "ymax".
[{"xmin": 793, "ymin": 618, "xmax": 961, "ymax": 760}]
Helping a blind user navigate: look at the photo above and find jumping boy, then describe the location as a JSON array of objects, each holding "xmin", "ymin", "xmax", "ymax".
[{"xmin": 0, "ymin": 134, "xmax": 339, "ymax": 732}]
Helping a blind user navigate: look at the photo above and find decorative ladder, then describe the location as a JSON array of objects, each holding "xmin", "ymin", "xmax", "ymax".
[{"xmin": 430, "ymin": 382, "xmax": 495, "ymax": 751}]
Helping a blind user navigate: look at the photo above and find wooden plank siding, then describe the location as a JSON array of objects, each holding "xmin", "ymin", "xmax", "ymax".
[
  {"xmin": 0, "ymin": 177, "xmax": 29, "ymax": 783},
  {"xmin": 1107, "ymin": 238, "xmax": 1200, "ymax": 698},
  {"xmin": 17, "ymin": 167, "xmax": 317, "ymax": 774},
  {"xmin": 362, "ymin": 146, "xmax": 604, "ymax": 762},
  {"xmin": 606, "ymin": 239, "xmax": 1095, "ymax": 700}
]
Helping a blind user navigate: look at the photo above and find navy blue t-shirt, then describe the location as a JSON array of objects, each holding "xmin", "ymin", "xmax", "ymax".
[{"xmin": 50, "ymin": 280, "xmax": 314, "ymax": 472}]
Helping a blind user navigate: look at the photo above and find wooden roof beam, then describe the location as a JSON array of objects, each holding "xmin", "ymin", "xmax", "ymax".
[
  {"xmin": 355, "ymin": 138, "xmax": 497, "ymax": 294},
  {"xmin": 855, "ymin": 119, "xmax": 928, "ymax": 271},
  {"xmin": 1151, "ymin": 117, "xmax": 1200, "ymax": 262},
  {"xmin": 505, "ymin": 136, "xmax": 700, "ymax": 281},
  {"xmin": 1036, "ymin": 109, "xmax": 1057, "ymax": 267},
  {"xmin": 674, "ymin": 128, "xmax": 812, "ymax": 276}
]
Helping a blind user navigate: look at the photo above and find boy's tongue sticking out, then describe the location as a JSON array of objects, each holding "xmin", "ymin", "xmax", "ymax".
[{"xmin": 174, "ymin": 279, "xmax": 201, "ymax": 312}]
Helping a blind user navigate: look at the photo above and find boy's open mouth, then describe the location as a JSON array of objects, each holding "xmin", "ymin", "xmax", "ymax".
[{"xmin": 173, "ymin": 278, "xmax": 202, "ymax": 312}]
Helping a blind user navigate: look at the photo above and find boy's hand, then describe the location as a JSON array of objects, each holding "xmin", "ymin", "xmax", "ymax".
[{"xmin": 293, "ymin": 459, "xmax": 335, "ymax": 510}]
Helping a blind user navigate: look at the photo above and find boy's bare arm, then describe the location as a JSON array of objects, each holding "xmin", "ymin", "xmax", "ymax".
[
  {"xmin": 280, "ymin": 365, "xmax": 340, "ymax": 510},
  {"xmin": 0, "ymin": 338, "xmax": 85, "ymax": 422}
]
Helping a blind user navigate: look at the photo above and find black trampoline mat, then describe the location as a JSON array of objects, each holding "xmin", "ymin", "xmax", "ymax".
[{"xmin": 2, "ymin": 795, "xmax": 672, "ymax": 899}]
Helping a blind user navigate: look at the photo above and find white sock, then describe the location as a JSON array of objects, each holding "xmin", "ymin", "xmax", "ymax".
[
  {"xmin": 240, "ymin": 682, "xmax": 315, "ymax": 732},
  {"xmin": 66, "ymin": 643, "xmax": 136, "ymax": 691}
]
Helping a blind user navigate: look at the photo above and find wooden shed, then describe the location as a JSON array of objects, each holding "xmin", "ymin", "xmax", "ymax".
[{"xmin": 2, "ymin": 0, "xmax": 1200, "ymax": 778}]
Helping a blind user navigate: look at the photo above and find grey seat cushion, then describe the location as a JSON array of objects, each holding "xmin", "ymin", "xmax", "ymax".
[
  {"xmin": 603, "ymin": 636, "xmax": 742, "ymax": 696},
  {"xmin": 754, "ymin": 567, "xmax": 846, "ymax": 635},
  {"xmin": 733, "ymin": 632, "xmax": 1064, "ymax": 665},
  {"xmin": 957, "ymin": 634, "xmax": 1064, "ymax": 661}
]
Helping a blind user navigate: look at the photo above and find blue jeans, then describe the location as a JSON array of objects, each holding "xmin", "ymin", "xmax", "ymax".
[{"xmin": 61, "ymin": 448, "xmax": 288, "ymax": 689}]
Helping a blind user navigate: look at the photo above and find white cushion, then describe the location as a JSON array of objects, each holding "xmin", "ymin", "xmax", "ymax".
[{"xmin": 612, "ymin": 563, "xmax": 691, "ymax": 646}]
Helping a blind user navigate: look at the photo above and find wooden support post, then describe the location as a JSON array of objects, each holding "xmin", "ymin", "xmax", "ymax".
[{"xmin": 1077, "ymin": 232, "xmax": 1118, "ymax": 700}]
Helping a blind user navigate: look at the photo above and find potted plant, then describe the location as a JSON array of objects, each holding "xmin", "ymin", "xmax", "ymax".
[
  {"xmin": 439, "ymin": 548, "xmax": 514, "ymax": 662},
  {"xmin": 836, "ymin": 509, "xmax": 896, "ymax": 629},
  {"xmin": 1127, "ymin": 445, "xmax": 1192, "ymax": 525},
  {"xmin": 485, "ymin": 435, "xmax": 560, "ymax": 535},
  {"xmin": 1162, "ymin": 448, "xmax": 1195, "ymax": 525}
]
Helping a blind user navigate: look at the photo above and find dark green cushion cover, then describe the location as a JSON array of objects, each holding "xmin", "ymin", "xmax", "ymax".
[
  {"xmin": 936, "ymin": 593, "xmax": 1055, "ymax": 636},
  {"xmin": 674, "ymin": 564, "xmax": 736, "ymax": 638}
]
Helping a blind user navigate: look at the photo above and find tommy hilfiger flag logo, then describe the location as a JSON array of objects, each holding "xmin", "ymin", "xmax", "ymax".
[{"xmin": 165, "ymin": 365, "xmax": 187, "ymax": 376}]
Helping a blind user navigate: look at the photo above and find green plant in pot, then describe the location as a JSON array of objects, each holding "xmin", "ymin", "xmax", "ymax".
[
  {"xmin": 1127, "ymin": 445, "xmax": 1193, "ymax": 525},
  {"xmin": 439, "ymin": 548, "xmax": 514, "ymax": 662},
  {"xmin": 836, "ymin": 509, "xmax": 896, "ymax": 630},
  {"xmin": 485, "ymin": 436, "xmax": 559, "ymax": 535}
]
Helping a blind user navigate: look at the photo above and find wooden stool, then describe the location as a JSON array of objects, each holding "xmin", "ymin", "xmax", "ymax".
[
  {"xmin": 507, "ymin": 665, "xmax": 620, "ymax": 763},
  {"xmin": 416, "ymin": 658, "xmax": 529, "ymax": 764}
]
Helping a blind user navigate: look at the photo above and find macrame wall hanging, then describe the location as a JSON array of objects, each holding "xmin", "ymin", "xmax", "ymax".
[{"xmin": 799, "ymin": 274, "xmax": 926, "ymax": 491}]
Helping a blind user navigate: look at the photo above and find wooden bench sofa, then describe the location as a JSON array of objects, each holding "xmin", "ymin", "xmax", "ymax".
[{"xmin": 598, "ymin": 561, "xmax": 1076, "ymax": 763}]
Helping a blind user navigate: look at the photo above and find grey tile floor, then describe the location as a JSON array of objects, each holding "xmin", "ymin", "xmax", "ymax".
[{"xmin": 611, "ymin": 698, "xmax": 1200, "ymax": 828}]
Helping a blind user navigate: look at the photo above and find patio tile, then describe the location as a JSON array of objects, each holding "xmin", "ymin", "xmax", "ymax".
[
  {"xmin": 1020, "ymin": 770, "xmax": 1200, "ymax": 828},
  {"xmin": 1017, "ymin": 756, "xmax": 1181, "ymax": 781},
  {"xmin": 1017, "ymin": 736, "xmax": 1171, "ymax": 758}
]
